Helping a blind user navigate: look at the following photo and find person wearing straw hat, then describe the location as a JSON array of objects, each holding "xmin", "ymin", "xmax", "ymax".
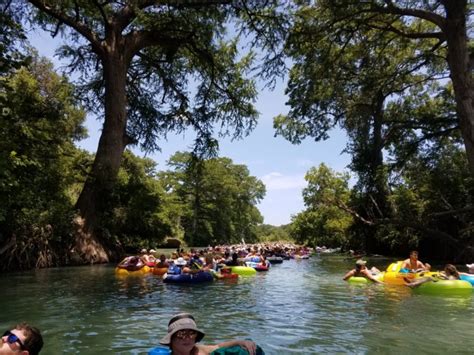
[{"xmin": 159, "ymin": 313, "xmax": 258, "ymax": 355}]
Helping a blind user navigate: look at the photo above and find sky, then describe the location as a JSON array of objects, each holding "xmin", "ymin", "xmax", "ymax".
[{"xmin": 28, "ymin": 29, "xmax": 351, "ymax": 226}]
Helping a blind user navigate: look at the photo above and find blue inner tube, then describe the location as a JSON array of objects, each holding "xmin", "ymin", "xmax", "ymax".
[
  {"xmin": 460, "ymin": 274, "xmax": 474, "ymax": 286},
  {"xmin": 148, "ymin": 346, "xmax": 170, "ymax": 355},
  {"xmin": 163, "ymin": 271, "xmax": 214, "ymax": 284}
]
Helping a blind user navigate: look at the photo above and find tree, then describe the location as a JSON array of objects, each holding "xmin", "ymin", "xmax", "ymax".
[
  {"xmin": 104, "ymin": 151, "xmax": 177, "ymax": 252},
  {"xmin": 316, "ymin": 0, "xmax": 474, "ymax": 176},
  {"xmin": 0, "ymin": 1, "xmax": 28, "ymax": 73},
  {"xmin": 25, "ymin": 0, "xmax": 264, "ymax": 262},
  {"xmin": 0, "ymin": 54, "xmax": 87, "ymax": 270},
  {"xmin": 290, "ymin": 164, "xmax": 353, "ymax": 248},
  {"xmin": 163, "ymin": 152, "xmax": 265, "ymax": 246}
]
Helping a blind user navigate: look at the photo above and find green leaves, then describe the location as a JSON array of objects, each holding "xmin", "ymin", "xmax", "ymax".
[{"xmin": 163, "ymin": 152, "xmax": 265, "ymax": 246}]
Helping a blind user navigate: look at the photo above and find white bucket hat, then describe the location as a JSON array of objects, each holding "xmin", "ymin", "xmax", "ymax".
[{"xmin": 174, "ymin": 257, "xmax": 187, "ymax": 266}]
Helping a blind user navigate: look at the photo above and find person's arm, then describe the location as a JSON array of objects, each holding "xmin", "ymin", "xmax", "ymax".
[
  {"xmin": 362, "ymin": 270, "xmax": 384, "ymax": 284},
  {"xmin": 343, "ymin": 269, "xmax": 355, "ymax": 281},
  {"xmin": 198, "ymin": 340, "xmax": 257, "ymax": 355}
]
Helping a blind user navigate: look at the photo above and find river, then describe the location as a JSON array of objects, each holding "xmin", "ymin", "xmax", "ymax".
[{"xmin": 1, "ymin": 254, "xmax": 473, "ymax": 354}]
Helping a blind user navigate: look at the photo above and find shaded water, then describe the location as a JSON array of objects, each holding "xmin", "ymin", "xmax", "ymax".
[{"xmin": 1, "ymin": 254, "xmax": 474, "ymax": 354}]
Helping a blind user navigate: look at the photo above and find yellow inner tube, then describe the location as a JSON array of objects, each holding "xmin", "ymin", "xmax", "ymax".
[{"xmin": 115, "ymin": 265, "xmax": 150, "ymax": 276}]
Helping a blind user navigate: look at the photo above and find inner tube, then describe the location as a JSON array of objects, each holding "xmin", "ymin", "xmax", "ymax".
[
  {"xmin": 148, "ymin": 346, "xmax": 170, "ymax": 355},
  {"xmin": 115, "ymin": 265, "xmax": 150, "ymax": 276},
  {"xmin": 230, "ymin": 266, "xmax": 257, "ymax": 276},
  {"xmin": 210, "ymin": 344, "xmax": 265, "ymax": 355},
  {"xmin": 245, "ymin": 261, "xmax": 269, "ymax": 271},
  {"xmin": 163, "ymin": 271, "xmax": 214, "ymax": 284},
  {"xmin": 384, "ymin": 269, "xmax": 437, "ymax": 286},
  {"xmin": 267, "ymin": 256, "xmax": 283, "ymax": 264},
  {"xmin": 347, "ymin": 272, "xmax": 384, "ymax": 284},
  {"xmin": 459, "ymin": 274, "xmax": 474, "ymax": 286},
  {"xmin": 347, "ymin": 276, "xmax": 369, "ymax": 284},
  {"xmin": 152, "ymin": 267, "xmax": 168, "ymax": 276},
  {"xmin": 219, "ymin": 273, "xmax": 239, "ymax": 279},
  {"xmin": 413, "ymin": 280, "xmax": 473, "ymax": 296}
]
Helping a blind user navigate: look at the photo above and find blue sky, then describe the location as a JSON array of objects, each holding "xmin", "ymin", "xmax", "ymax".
[{"xmin": 28, "ymin": 29, "xmax": 351, "ymax": 226}]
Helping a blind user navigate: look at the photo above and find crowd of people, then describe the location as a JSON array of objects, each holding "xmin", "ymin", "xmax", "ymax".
[
  {"xmin": 116, "ymin": 243, "xmax": 313, "ymax": 278},
  {"xmin": 343, "ymin": 250, "xmax": 474, "ymax": 288},
  {"xmin": 9, "ymin": 247, "xmax": 474, "ymax": 353}
]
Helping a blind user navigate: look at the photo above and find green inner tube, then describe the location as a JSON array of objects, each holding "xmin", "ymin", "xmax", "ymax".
[
  {"xmin": 413, "ymin": 280, "xmax": 473, "ymax": 296},
  {"xmin": 347, "ymin": 276, "xmax": 369, "ymax": 284},
  {"xmin": 230, "ymin": 266, "xmax": 257, "ymax": 276}
]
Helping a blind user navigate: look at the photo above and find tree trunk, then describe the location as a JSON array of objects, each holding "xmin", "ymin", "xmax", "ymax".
[
  {"xmin": 444, "ymin": 0, "xmax": 474, "ymax": 176},
  {"xmin": 73, "ymin": 53, "xmax": 128, "ymax": 264}
]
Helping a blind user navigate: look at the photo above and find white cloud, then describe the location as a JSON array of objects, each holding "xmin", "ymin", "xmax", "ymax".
[{"xmin": 260, "ymin": 172, "xmax": 307, "ymax": 191}]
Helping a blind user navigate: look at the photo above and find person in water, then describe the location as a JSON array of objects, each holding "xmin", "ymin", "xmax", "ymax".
[
  {"xmin": 401, "ymin": 251, "xmax": 429, "ymax": 272},
  {"xmin": 156, "ymin": 254, "xmax": 170, "ymax": 268},
  {"xmin": 167, "ymin": 257, "xmax": 191, "ymax": 275},
  {"xmin": 343, "ymin": 259, "xmax": 384, "ymax": 283},
  {"xmin": 117, "ymin": 256, "xmax": 145, "ymax": 271},
  {"xmin": 404, "ymin": 264, "xmax": 460, "ymax": 288},
  {"xmin": 1, "ymin": 322, "xmax": 43, "ymax": 355},
  {"xmin": 159, "ymin": 313, "xmax": 258, "ymax": 355}
]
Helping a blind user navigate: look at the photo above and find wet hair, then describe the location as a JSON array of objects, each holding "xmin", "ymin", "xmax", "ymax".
[
  {"xmin": 13, "ymin": 323, "xmax": 43, "ymax": 355},
  {"xmin": 410, "ymin": 251, "xmax": 419, "ymax": 257},
  {"xmin": 444, "ymin": 264, "xmax": 459, "ymax": 278}
]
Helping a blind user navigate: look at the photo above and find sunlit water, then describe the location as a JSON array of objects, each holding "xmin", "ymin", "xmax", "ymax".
[{"xmin": 1, "ymin": 254, "xmax": 474, "ymax": 354}]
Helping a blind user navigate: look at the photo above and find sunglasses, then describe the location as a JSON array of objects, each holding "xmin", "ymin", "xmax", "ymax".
[
  {"xmin": 175, "ymin": 329, "xmax": 198, "ymax": 339},
  {"xmin": 2, "ymin": 330, "xmax": 26, "ymax": 350}
]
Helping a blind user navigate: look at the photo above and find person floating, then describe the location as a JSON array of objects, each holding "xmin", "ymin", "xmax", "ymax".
[
  {"xmin": 1, "ymin": 322, "xmax": 43, "ymax": 354},
  {"xmin": 401, "ymin": 250, "xmax": 430, "ymax": 272},
  {"xmin": 158, "ymin": 313, "xmax": 259, "ymax": 355},
  {"xmin": 404, "ymin": 264, "xmax": 460, "ymax": 288},
  {"xmin": 343, "ymin": 259, "xmax": 384, "ymax": 283}
]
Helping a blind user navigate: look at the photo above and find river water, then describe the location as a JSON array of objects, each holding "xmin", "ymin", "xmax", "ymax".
[{"xmin": 1, "ymin": 254, "xmax": 473, "ymax": 354}]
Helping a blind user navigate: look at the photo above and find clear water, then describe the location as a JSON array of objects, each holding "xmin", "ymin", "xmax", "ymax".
[{"xmin": 1, "ymin": 254, "xmax": 473, "ymax": 354}]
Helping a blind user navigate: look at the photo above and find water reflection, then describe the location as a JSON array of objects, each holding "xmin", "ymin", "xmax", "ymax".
[{"xmin": 1, "ymin": 257, "xmax": 474, "ymax": 354}]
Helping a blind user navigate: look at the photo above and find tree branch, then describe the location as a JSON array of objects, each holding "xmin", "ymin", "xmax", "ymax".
[{"xmin": 28, "ymin": 0, "xmax": 105, "ymax": 57}]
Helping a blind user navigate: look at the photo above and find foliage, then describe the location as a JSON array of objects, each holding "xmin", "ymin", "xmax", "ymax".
[
  {"xmin": 162, "ymin": 152, "xmax": 265, "ymax": 246},
  {"xmin": 0, "ymin": 54, "xmax": 87, "ymax": 270},
  {"xmin": 290, "ymin": 164, "xmax": 353, "ymax": 248},
  {"xmin": 100, "ymin": 151, "xmax": 177, "ymax": 251},
  {"xmin": 254, "ymin": 224, "xmax": 292, "ymax": 243},
  {"xmin": 0, "ymin": 2, "xmax": 28, "ymax": 74}
]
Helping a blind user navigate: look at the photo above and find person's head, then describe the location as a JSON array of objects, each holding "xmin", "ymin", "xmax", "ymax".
[
  {"xmin": 140, "ymin": 248, "xmax": 148, "ymax": 255},
  {"xmin": 1, "ymin": 323, "xmax": 43, "ymax": 355},
  {"xmin": 409, "ymin": 251, "xmax": 419, "ymax": 260},
  {"xmin": 232, "ymin": 253, "xmax": 238, "ymax": 260},
  {"xmin": 466, "ymin": 263, "xmax": 474, "ymax": 274},
  {"xmin": 160, "ymin": 313, "xmax": 205, "ymax": 352},
  {"xmin": 355, "ymin": 259, "xmax": 367, "ymax": 270},
  {"xmin": 159, "ymin": 254, "xmax": 167, "ymax": 263},
  {"xmin": 129, "ymin": 256, "xmax": 139, "ymax": 265},
  {"xmin": 174, "ymin": 257, "xmax": 187, "ymax": 267},
  {"xmin": 204, "ymin": 255, "xmax": 213, "ymax": 266},
  {"xmin": 444, "ymin": 264, "xmax": 459, "ymax": 278}
]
